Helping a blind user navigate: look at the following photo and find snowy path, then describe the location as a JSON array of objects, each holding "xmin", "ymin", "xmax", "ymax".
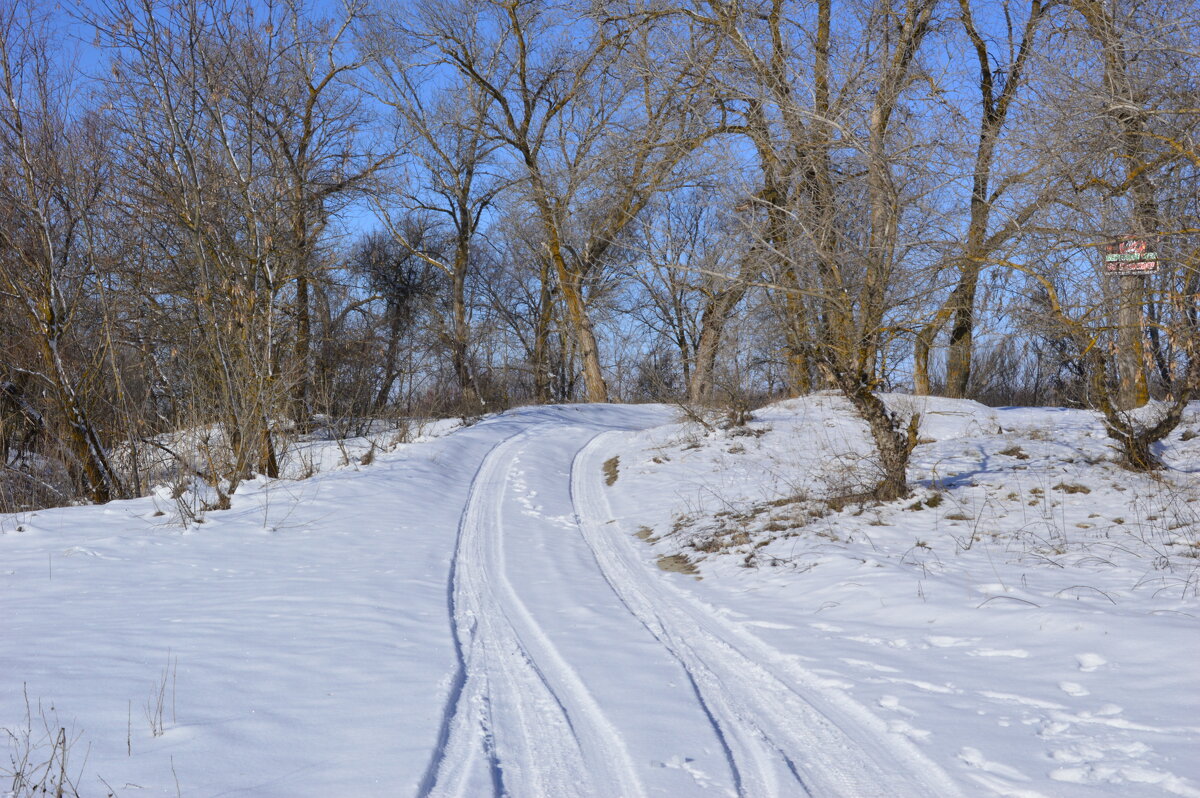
[
  {"xmin": 421, "ymin": 412, "xmax": 962, "ymax": 797},
  {"xmin": 424, "ymin": 424, "xmax": 644, "ymax": 797},
  {"xmin": 12, "ymin": 402, "xmax": 1189, "ymax": 796}
]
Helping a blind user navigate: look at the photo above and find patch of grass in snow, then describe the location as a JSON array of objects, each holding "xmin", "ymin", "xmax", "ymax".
[
  {"xmin": 603, "ymin": 456, "xmax": 620, "ymax": 486},
  {"xmin": 634, "ymin": 526, "xmax": 656, "ymax": 542},
  {"xmin": 905, "ymin": 491, "xmax": 945, "ymax": 511},
  {"xmin": 653, "ymin": 489, "xmax": 854, "ymax": 569},
  {"xmin": 656, "ymin": 553, "xmax": 699, "ymax": 576},
  {"xmin": 998, "ymin": 444, "xmax": 1029, "ymax": 460},
  {"xmin": 145, "ymin": 652, "xmax": 178, "ymax": 739}
]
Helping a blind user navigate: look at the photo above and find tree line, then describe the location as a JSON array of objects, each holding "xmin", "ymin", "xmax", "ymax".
[{"xmin": 1, "ymin": 0, "xmax": 1197, "ymax": 509}]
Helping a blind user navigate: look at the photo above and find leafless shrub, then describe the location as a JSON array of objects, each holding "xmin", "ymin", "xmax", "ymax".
[
  {"xmin": 3, "ymin": 686, "xmax": 86, "ymax": 798},
  {"xmin": 145, "ymin": 652, "xmax": 177, "ymax": 739}
]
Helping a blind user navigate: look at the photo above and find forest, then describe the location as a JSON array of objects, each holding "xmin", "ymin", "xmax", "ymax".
[{"xmin": 0, "ymin": 0, "xmax": 1197, "ymax": 510}]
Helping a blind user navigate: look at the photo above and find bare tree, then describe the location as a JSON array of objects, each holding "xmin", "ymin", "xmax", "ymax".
[
  {"xmin": 913, "ymin": 0, "xmax": 1053, "ymax": 398},
  {"xmin": 97, "ymin": 0, "xmax": 284, "ymax": 486},
  {"xmin": 0, "ymin": 3, "xmax": 123, "ymax": 503},
  {"xmin": 364, "ymin": 31, "xmax": 504, "ymax": 411},
  {"xmin": 1062, "ymin": 0, "xmax": 1191, "ymax": 411},
  {"xmin": 685, "ymin": 0, "xmax": 939, "ymax": 498},
  {"xmin": 402, "ymin": 0, "xmax": 727, "ymax": 402},
  {"xmin": 1003, "ymin": 0, "xmax": 1200, "ymax": 466},
  {"xmin": 626, "ymin": 187, "xmax": 761, "ymax": 404},
  {"xmin": 251, "ymin": 0, "xmax": 386, "ymax": 426},
  {"xmin": 348, "ymin": 227, "xmax": 437, "ymax": 410},
  {"xmin": 88, "ymin": 0, "xmax": 388, "ymax": 491}
]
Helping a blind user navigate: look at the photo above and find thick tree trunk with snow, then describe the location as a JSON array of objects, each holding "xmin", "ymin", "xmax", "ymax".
[
  {"xmin": 1086, "ymin": 350, "xmax": 1189, "ymax": 471},
  {"xmin": 824, "ymin": 361, "xmax": 919, "ymax": 501}
]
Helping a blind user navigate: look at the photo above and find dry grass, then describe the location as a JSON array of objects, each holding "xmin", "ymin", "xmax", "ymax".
[
  {"xmin": 656, "ymin": 553, "xmax": 699, "ymax": 576},
  {"xmin": 603, "ymin": 456, "xmax": 620, "ymax": 486},
  {"xmin": 999, "ymin": 444, "xmax": 1029, "ymax": 460}
]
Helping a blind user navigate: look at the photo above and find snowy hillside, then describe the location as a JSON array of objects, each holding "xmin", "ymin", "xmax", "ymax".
[{"xmin": 2, "ymin": 399, "xmax": 1198, "ymax": 797}]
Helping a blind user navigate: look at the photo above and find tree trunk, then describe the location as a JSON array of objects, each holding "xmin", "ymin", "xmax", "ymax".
[
  {"xmin": 40, "ymin": 332, "xmax": 119, "ymax": 503},
  {"xmin": 1086, "ymin": 347, "xmax": 1189, "ymax": 471},
  {"xmin": 550, "ymin": 252, "xmax": 608, "ymax": 403},
  {"xmin": 1114, "ymin": 274, "xmax": 1149, "ymax": 410},
  {"xmin": 450, "ymin": 244, "xmax": 480, "ymax": 411},
  {"xmin": 828, "ymin": 364, "xmax": 919, "ymax": 501},
  {"xmin": 940, "ymin": 0, "xmax": 1047, "ymax": 400},
  {"xmin": 689, "ymin": 287, "xmax": 743, "ymax": 403},
  {"xmin": 260, "ymin": 420, "xmax": 280, "ymax": 479},
  {"xmin": 944, "ymin": 264, "xmax": 982, "ymax": 398},
  {"xmin": 1073, "ymin": 0, "xmax": 1160, "ymax": 410},
  {"xmin": 373, "ymin": 307, "xmax": 405, "ymax": 411},
  {"xmin": 913, "ymin": 322, "xmax": 937, "ymax": 396},
  {"xmin": 292, "ymin": 271, "xmax": 311, "ymax": 427},
  {"xmin": 533, "ymin": 257, "xmax": 554, "ymax": 404}
]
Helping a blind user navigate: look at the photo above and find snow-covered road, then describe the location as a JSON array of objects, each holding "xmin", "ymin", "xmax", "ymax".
[
  {"xmin": 4, "ymin": 402, "xmax": 1197, "ymax": 797},
  {"xmin": 422, "ymin": 408, "xmax": 960, "ymax": 797}
]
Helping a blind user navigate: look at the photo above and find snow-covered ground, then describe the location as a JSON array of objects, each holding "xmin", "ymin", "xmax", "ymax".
[{"xmin": 2, "ymin": 398, "xmax": 1198, "ymax": 797}]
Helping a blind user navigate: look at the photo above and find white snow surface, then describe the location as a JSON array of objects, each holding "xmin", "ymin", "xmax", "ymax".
[{"xmin": 2, "ymin": 399, "xmax": 1198, "ymax": 797}]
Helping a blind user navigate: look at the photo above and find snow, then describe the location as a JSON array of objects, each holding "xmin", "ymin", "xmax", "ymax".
[{"xmin": 2, "ymin": 398, "xmax": 1198, "ymax": 796}]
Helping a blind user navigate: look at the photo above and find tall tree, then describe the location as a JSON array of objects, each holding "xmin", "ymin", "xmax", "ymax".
[
  {"xmin": 689, "ymin": 0, "xmax": 939, "ymax": 498},
  {"xmin": 403, "ymin": 0, "xmax": 725, "ymax": 402},
  {"xmin": 252, "ymin": 0, "xmax": 384, "ymax": 425},
  {"xmin": 914, "ymin": 0, "xmax": 1052, "ymax": 398},
  {"xmin": 365, "ymin": 31, "xmax": 503, "ymax": 411},
  {"xmin": 0, "ymin": 2, "xmax": 123, "ymax": 502}
]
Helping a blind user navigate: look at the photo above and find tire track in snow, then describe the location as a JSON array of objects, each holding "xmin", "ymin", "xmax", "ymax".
[
  {"xmin": 572, "ymin": 431, "xmax": 967, "ymax": 798},
  {"xmin": 417, "ymin": 429, "xmax": 514, "ymax": 798},
  {"xmin": 421, "ymin": 424, "xmax": 645, "ymax": 798}
]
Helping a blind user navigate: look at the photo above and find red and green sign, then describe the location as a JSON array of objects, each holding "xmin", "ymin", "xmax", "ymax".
[{"xmin": 1104, "ymin": 238, "xmax": 1159, "ymax": 273}]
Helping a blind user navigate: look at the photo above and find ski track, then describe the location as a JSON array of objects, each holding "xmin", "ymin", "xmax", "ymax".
[
  {"xmin": 423, "ymin": 423, "xmax": 645, "ymax": 798},
  {"xmin": 423, "ymin": 416, "xmax": 967, "ymax": 797},
  {"xmin": 571, "ymin": 430, "xmax": 968, "ymax": 798}
]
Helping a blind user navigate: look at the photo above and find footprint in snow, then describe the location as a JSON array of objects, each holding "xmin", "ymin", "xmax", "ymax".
[
  {"xmin": 63, "ymin": 546, "xmax": 116, "ymax": 559},
  {"xmin": 652, "ymin": 756, "xmax": 715, "ymax": 789},
  {"xmin": 1050, "ymin": 762, "xmax": 1200, "ymax": 798},
  {"xmin": 886, "ymin": 677, "xmax": 959, "ymax": 695},
  {"xmin": 1050, "ymin": 740, "xmax": 1151, "ymax": 765},
  {"xmin": 742, "ymin": 619, "xmax": 794, "ymax": 630},
  {"xmin": 969, "ymin": 648, "xmax": 1030, "ymax": 658},
  {"xmin": 924, "ymin": 635, "xmax": 979, "ymax": 648},
  {"xmin": 977, "ymin": 690, "xmax": 1066, "ymax": 710},
  {"xmin": 878, "ymin": 694, "xmax": 921, "ymax": 718},
  {"xmin": 1059, "ymin": 681, "xmax": 1091, "ymax": 697},
  {"xmin": 810, "ymin": 622, "xmax": 843, "ymax": 633},
  {"xmin": 958, "ymin": 747, "xmax": 1032, "ymax": 782},
  {"xmin": 1076, "ymin": 653, "xmax": 1107, "ymax": 672},
  {"xmin": 888, "ymin": 718, "xmax": 931, "ymax": 741}
]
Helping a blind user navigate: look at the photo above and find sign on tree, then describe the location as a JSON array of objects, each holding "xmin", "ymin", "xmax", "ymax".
[{"xmin": 1104, "ymin": 238, "xmax": 1159, "ymax": 273}]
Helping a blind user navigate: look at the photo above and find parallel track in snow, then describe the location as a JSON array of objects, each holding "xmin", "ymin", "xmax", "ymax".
[
  {"xmin": 421, "ymin": 419, "xmax": 964, "ymax": 797},
  {"xmin": 571, "ymin": 431, "xmax": 966, "ymax": 798},
  {"xmin": 421, "ymin": 426, "xmax": 645, "ymax": 798}
]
